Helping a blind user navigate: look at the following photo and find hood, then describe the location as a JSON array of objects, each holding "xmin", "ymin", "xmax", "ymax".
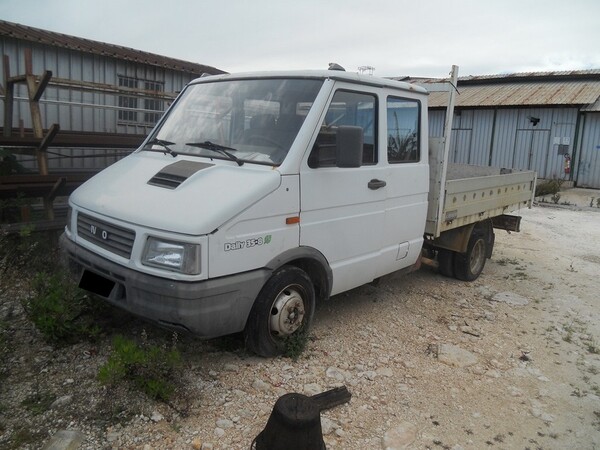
[{"xmin": 71, "ymin": 153, "xmax": 281, "ymax": 235}]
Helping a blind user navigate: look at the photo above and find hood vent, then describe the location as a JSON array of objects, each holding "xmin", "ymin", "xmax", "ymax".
[{"xmin": 148, "ymin": 160, "xmax": 214, "ymax": 189}]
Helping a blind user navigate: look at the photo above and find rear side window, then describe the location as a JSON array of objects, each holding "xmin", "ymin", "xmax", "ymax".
[
  {"xmin": 387, "ymin": 97, "xmax": 420, "ymax": 163},
  {"xmin": 308, "ymin": 90, "xmax": 377, "ymax": 168}
]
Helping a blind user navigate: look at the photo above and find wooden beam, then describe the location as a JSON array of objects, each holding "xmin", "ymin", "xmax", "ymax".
[
  {"xmin": 39, "ymin": 123, "xmax": 60, "ymax": 152},
  {"xmin": 26, "ymin": 74, "xmax": 44, "ymax": 140},
  {"xmin": 48, "ymin": 76, "xmax": 178, "ymax": 99},
  {"xmin": 3, "ymin": 54, "xmax": 13, "ymax": 137},
  {"xmin": 32, "ymin": 70, "xmax": 52, "ymax": 102},
  {"xmin": 46, "ymin": 177, "xmax": 67, "ymax": 203},
  {"xmin": 7, "ymin": 74, "xmax": 27, "ymax": 83},
  {"xmin": 0, "ymin": 129, "xmax": 145, "ymax": 148}
]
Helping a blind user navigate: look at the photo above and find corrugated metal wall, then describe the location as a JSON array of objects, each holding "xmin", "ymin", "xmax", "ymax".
[
  {"xmin": 576, "ymin": 113, "xmax": 600, "ymax": 188},
  {"xmin": 0, "ymin": 37, "xmax": 196, "ymax": 171},
  {"xmin": 428, "ymin": 107, "xmax": 593, "ymax": 185}
]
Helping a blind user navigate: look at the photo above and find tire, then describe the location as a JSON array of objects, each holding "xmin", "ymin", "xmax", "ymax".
[
  {"xmin": 437, "ymin": 249, "xmax": 455, "ymax": 278},
  {"xmin": 453, "ymin": 231, "xmax": 488, "ymax": 281},
  {"xmin": 245, "ymin": 266, "xmax": 315, "ymax": 357}
]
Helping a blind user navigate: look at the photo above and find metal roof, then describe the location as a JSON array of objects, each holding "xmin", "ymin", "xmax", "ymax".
[
  {"xmin": 581, "ymin": 95, "xmax": 600, "ymax": 112},
  {"xmin": 427, "ymin": 81, "xmax": 600, "ymax": 108},
  {"xmin": 394, "ymin": 70, "xmax": 600, "ymax": 109},
  {"xmin": 0, "ymin": 20, "xmax": 226, "ymax": 76}
]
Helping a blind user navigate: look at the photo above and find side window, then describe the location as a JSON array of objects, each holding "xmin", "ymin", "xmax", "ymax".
[
  {"xmin": 308, "ymin": 90, "xmax": 377, "ymax": 168},
  {"xmin": 387, "ymin": 97, "xmax": 420, "ymax": 163}
]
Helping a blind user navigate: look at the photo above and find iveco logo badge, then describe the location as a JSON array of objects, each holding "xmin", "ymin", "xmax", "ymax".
[{"xmin": 90, "ymin": 225, "xmax": 109, "ymax": 240}]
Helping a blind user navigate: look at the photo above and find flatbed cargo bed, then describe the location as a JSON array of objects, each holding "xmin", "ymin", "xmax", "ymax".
[{"xmin": 426, "ymin": 138, "xmax": 536, "ymax": 237}]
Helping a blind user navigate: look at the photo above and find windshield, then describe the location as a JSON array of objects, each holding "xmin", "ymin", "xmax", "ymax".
[{"xmin": 145, "ymin": 78, "xmax": 324, "ymax": 165}]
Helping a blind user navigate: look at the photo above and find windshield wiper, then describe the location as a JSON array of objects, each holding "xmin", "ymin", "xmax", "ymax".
[
  {"xmin": 144, "ymin": 138, "xmax": 178, "ymax": 157},
  {"xmin": 186, "ymin": 141, "xmax": 243, "ymax": 166}
]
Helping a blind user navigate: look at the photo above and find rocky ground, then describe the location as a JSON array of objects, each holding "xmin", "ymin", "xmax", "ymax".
[{"xmin": 1, "ymin": 189, "xmax": 600, "ymax": 449}]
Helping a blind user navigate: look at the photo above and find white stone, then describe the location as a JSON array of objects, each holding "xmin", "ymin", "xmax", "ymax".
[
  {"xmin": 214, "ymin": 427, "xmax": 225, "ymax": 437},
  {"xmin": 50, "ymin": 395, "xmax": 73, "ymax": 410},
  {"xmin": 303, "ymin": 383, "xmax": 322, "ymax": 396},
  {"xmin": 150, "ymin": 411, "xmax": 164, "ymax": 422},
  {"xmin": 216, "ymin": 418, "xmax": 234, "ymax": 429},
  {"xmin": 106, "ymin": 432, "xmax": 120, "ymax": 443},
  {"xmin": 360, "ymin": 370, "xmax": 377, "ymax": 381},
  {"xmin": 491, "ymin": 291, "xmax": 529, "ymax": 306},
  {"xmin": 42, "ymin": 430, "xmax": 85, "ymax": 449},
  {"xmin": 252, "ymin": 378, "xmax": 271, "ymax": 392},
  {"xmin": 326, "ymin": 366, "xmax": 347, "ymax": 381},
  {"xmin": 436, "ymin": 344, "xmax": 478, "ymax": 368},
  {"xmin": 377, "ymin": 368, "xmax": 394, "ymax": 377},
  {"xmin": 321, "ymin": 417, "xmax": 337, "ymax": 435},
  {"xmin": 382, "ymin": 422, "xmax": 417, "ymax": 449},
  {"xmin": 531, "ymin": 408, "xmax": 555, "ymax": 422}
]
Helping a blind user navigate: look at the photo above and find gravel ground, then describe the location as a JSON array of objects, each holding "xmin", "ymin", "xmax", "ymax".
[{"xmin": 1, "ymin": 193, "xmax": 600, "ymax": 449}]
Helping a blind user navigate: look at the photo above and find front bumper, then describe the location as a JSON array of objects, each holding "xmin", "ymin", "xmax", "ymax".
[{"xmin": 60, "ymin": 234, "xmax": 271, "ymax": 338}]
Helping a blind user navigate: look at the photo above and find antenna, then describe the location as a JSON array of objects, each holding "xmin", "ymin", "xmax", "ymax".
[{"xmin": 358, "ymin": 65, "xmax": 375, "ymax": 75}]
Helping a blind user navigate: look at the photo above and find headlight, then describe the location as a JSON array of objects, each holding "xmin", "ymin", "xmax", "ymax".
[{"xmin": 142, "ymin": 237, "xmax": 201, "ymax": 274}]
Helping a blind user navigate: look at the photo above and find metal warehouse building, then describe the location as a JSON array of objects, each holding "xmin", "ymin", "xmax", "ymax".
[
  {"xmin": 399, "ymin": 71, "xmax": 600, "ymax": 188},
  {"xmin": 0, "ymin": 20, "xmax": 225, "ymax": 172}
]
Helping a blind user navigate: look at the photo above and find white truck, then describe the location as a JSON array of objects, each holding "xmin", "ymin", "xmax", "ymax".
[{"xmin": 60, "ymin": 66, "xmax": 536, "ymax": 356}]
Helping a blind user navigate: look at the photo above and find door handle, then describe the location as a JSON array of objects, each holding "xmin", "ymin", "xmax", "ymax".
[{"xmin": 368, "ymin": 179, "xmax": 387, "ymax": 190}]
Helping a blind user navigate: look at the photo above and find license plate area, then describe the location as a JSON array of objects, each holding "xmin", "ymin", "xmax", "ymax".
[{"xmin": 79, "ymin": 270, "xmax": 116, "ymax": 298}]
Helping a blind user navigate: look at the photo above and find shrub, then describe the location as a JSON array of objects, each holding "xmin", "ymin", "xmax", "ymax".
[
  {"xmin": 20, "ymin": 390, "xmax": 56, "ymax": 415},
  {"xmin": 283, "ymin": 327, "xmax": 310, "ymax": 361},
  {"xmin": 535, "ymin": 178, "xmax": 563, "ymax": 197},
  {"xmin": 0, "ymin": 227, "xmax": 57, "ymax": 278},
  {"xmin": 22, "ymin": 272, "xmax": 101, "ymax": 344},
  {"xmin": 98, "ymin": 332, "xmax": 182, "ymax": 402}
]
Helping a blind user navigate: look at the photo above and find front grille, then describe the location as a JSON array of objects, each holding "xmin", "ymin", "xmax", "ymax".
[{"xmin": 77, "ymin": 213, "xmax": 135, "ymax": 259}]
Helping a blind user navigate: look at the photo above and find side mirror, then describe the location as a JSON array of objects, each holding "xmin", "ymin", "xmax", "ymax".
[{"xmin": 336, "ymin": 126, "xmax": 363, "ymax": 168}]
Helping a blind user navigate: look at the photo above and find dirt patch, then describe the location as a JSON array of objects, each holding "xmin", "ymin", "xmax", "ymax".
[{"xmin": 1, "ymin": 203, "xmax": 600, "ymax": 449}]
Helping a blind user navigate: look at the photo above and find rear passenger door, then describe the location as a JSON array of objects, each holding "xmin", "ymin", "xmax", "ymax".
[
  {"xmin": 376, "ymin": 95, "xmax": 429, "ymax": 276},
  {"xmin": 300, "ymin": 86, "xmax": 386, "ymax": 295}
]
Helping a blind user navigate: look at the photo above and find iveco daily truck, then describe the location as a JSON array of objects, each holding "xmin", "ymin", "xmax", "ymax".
[{"xmin": 61, "ymin": 66, "xmax": 536, "ymax": 356}]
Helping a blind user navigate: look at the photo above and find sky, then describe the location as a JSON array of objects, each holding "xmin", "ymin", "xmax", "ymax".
[{"xmin": 1, "ymin": 0, "xmax": 599, "ymax": 78}]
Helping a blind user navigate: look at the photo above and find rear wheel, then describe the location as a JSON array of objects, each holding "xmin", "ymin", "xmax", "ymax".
[
  {"xmin": 453, "ymin": 232, "xmax": 487, "ymax": 281},
  {"xmin": 437, "ymin": 249, "xmax": 455, "ymax": 278},
  {"xmin": 245, "ymin": 266, "xmax": 315, "ymax": 357}
]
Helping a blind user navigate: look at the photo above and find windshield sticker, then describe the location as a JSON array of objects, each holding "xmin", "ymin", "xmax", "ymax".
[{"xmin": 225, "ymin": 235, "xmax": 272, "ymax": 252}]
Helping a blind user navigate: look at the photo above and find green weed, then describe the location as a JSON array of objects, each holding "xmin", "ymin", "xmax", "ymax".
[
  {"xmin": 7, "ymin": 427, "xmax": 38, "ymax": 449},
  {"xmin": 496, "ymin": 257, "xmax": 520, "ymax": 266},
  {"xmin": 21, "ymin": 390, "xmax": 56, "ymax": 415},
  {"xmin": 586, "ymin": 340, "xmax": 600, "ymax": 355},
  {"xmin": 535, "ymin": 178, "xmax": 563, "ymax": 197},
  {"xmin": 98, "ymin": 332, "xmax": 182, "ymax": 402},
  {"xmin": 283, "ymin": 327, "xmax": 310, "ymax": 361},
  {"xmin": 22, "ymin": 272, "xmax": 102, "ymax": 344}
]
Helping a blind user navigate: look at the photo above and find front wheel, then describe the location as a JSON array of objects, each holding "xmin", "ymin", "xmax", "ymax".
[
  {"xmin": 453, "ymin": 232, "xmax": 488, "ymax": 281},
  {"xmin": 244, "ymin": 266, "xmax": 315, "ymax": 357}
]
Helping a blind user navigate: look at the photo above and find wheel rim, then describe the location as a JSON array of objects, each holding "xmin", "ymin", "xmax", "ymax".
[
  {"xmin": 269, "ymin": 285, "xmax": 306, "ymax": 337},
  {"xmin": 469, "ymin": 239, "xmax": 486, "ymax": 275}
]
